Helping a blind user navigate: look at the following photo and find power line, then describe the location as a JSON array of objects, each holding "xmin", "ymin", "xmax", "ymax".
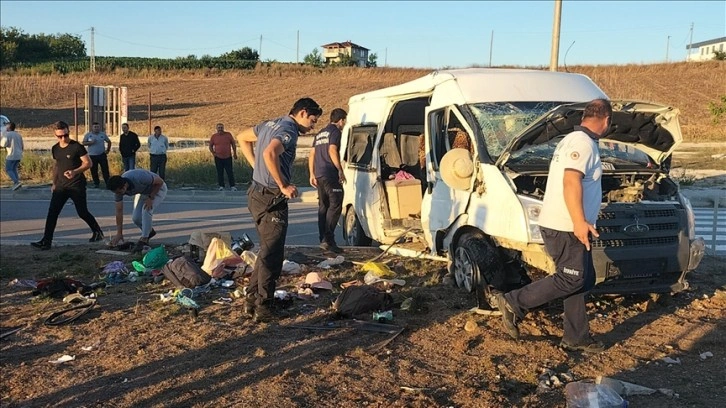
[{"xmin": 94, "ymin": 31, "xmax": 258, "ymax": 52}]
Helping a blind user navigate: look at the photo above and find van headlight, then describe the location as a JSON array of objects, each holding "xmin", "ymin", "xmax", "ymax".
[
  {"xmin": 519, "ymin": 196, "xmax": 544, "ymax": 243},
  {"xmin": 680, "ymin": 193, "xmax": 696, "ymax": 240}
]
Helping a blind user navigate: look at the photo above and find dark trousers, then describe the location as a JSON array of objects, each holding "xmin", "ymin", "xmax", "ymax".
[
  {"xmin": 316, "ymin": 176, "xmax": 343, "ymax": 245},
  {"xmin": 122, "ymin": 155, "xmax": 136, "ymax": 172},
  {"xmin": 42, "ymin": 187, "xmax": 101, "ymax": 242},
  {"xmin": 150, "ymin": 154, "xmax": 167, "ymax": 180},
  {"xmin": 505, "ymin": 227, "xmax": 595, "ymax": 345},
  {"xmin": 89, "ymin": 153, "xmax": 110, "ymax": 187},
  {"xmin": 246, "ymin": 184, "xmax": 288, "ymax": 306},
  {"xmin": 214, "ymin": 157, "xmax": 236, "ymax": 187}
]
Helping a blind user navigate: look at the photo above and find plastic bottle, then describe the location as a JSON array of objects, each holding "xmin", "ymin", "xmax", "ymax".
[
  {"xmin": 241, "ymin": 250, "xmax": 257, "ymax": 267},
  {"xmin": 373, "ymin": 310, "xmax": 393, "ymax": 323},
  {"xmin": 565, "ymin": 382, "xmax": 627, "ymax": 408}
]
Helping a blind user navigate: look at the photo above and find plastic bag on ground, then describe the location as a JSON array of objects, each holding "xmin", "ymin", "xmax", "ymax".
[
  {"xmin": 565, "ymin": 381, "xmax": 627, "ymax": 408},
  {"xmin": 360, "ymin": 261, "xmax": 396, "ymax": 278},
  {"xmin": 317, "ymin": 255, "xmax": 345, "ymax": 269},
  {"xmin": 282, "ymin": 260, "xmax": 302, "ymax": 275},
  {"xmin": 201, "ymin": 237, "xmax": 244, "ymax": 278}
]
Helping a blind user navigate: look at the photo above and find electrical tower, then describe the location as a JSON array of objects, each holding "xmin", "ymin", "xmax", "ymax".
[{"xmin": 90, "ymin": 27, "xmax": 96, "ymax": 73}]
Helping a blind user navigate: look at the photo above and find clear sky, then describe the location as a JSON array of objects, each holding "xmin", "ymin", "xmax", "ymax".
[{"xmin": 1, "ymin": 1, "xmax": 724, "ymax": 68}]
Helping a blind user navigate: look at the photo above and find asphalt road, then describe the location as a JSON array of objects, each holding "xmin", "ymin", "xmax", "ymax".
[{"xmin": 0, "ymin": 194, "xmax": 324, "ymax": 249}]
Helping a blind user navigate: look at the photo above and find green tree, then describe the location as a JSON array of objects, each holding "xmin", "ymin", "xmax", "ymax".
[
  {"xmin": 48, "ymin": 33, "xmax": 86, "ymax": 59},
  {"xmin": 332, "ymin": 52, "xmax": 357, "ymax": 67},
  {"xmin": 303, "ymin": 48, "xmax": 323, "ymax": 67},
  {"xmin": 220, "ymin": 47, "xmax": 259, "ymax": 62},
  {"xmin": 367, "ymin": 52, "xmax": 378, "ymax": 68},
  {"xmin": 714, "ymin": 50, "xmax": 726, "ymax": 61}
]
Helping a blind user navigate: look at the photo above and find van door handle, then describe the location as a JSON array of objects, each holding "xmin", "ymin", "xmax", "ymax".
[{"xmin": 427, "ymin": 182, "xmax": 434, "ymax": 194}]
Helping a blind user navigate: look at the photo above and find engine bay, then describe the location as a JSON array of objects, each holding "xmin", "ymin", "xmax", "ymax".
[{"xmin": 513, "ymin": 172, "xmax": 680, "ymax": 203}]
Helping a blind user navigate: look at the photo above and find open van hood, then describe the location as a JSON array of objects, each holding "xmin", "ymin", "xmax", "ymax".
[{"xmin": 498, "ymin": 100, "xmax": 682, "ymax": 168}]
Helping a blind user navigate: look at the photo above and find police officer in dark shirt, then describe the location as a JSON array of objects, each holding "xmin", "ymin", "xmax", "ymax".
[
  {"xmin": 308, "ymin": 108, "xmax": 347, "ymax": 253},
  {"xmin": 237, "ymin": 98, "xmax": 322, "ymax": 322},
  {"xmin": 31, "ymin": 121, "xmax": 104, "ymax": 250}
]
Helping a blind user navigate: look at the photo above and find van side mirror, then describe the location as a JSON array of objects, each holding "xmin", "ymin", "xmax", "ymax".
[{"xmin": 439, "ymin": 148, "xmax": 474, "ymax": 191}]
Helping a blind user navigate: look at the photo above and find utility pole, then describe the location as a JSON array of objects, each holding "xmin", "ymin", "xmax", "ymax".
[
  {"xmin": 687, "ymin": 22, "xmax": 694, "ymax": 61},
  {"xmin": 666, "ymin": 35, "xmax": 670, "ymax": 62},
  {"xmin": 549, "ymin": 0, "xmax": 562, "ymax": 71},
  {"xmin": 90, "ymin": 26, "xmax": 96, "ymax": 73},
  {"xmin": 296, "ymin": 30, "xmax": 300, "ymax": 63},
  {"xmin": 259, "ymin": 35, "xmax": 263, "ymax": 60},
  {"xmin": 489, "ymin": 30, "xmax": 494, "ymax": 67}
]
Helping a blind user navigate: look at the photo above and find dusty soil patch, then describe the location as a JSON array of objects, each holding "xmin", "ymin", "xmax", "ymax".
[{"xmin": 1, "ymin": 244, "xmax": 724, "ymax": 407}]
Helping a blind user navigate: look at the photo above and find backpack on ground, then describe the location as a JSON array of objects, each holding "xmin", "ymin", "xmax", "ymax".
[
  {"xmin": 332, "ymin": 285, "xmax": 393, "ymax": 318},
  {"xmin": 161, "ymin": 256, "xmax": 211, "ymax": 289}
]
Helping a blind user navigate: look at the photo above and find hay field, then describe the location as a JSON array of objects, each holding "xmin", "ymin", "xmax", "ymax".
[{"xmin": 1, "ymin": 61, "xmax": 724, "ymax": 141}]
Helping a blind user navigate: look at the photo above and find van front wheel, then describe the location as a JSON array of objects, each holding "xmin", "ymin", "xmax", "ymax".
[
  {"xmin": 453, "ymin": 236, "xmax": 505, "ymax": 308},
  {"xmin": 344, "ymin": 207, "xmax": 372, "ymax": 247}
]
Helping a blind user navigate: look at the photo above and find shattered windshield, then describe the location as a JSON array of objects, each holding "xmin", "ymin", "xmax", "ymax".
[
  {"xmin": 507, "ymin": 138, "xmax": 655, "ymax": 170},
  {"xmin": 468, "ymin": 102, "xmax": 564, "ymax": 160}
]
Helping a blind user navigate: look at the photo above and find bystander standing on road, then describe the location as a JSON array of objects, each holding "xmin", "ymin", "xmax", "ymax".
[
  {"xmin": 496, "ymin": 99, "xmax": 613, "ymax": 354},
  {"xmin": 237, "ymin": 97, "xmax": 322, "ymax": 322},
  {"xmin": 31, "ymin": 121, "xmax": 104, "ymax": 250},
  {"xmin": 119, "ymin": 123, "xmax": 141, "ymax": 171},
  {"xmin": 82, "ymin": 122, "xmax": 112, "ymax": 188},
  {"xmin": 1, "ymin": 121, "xmax": 24, "ymax": 190},
  {"xmin": 107, "ymin": 169, "xmax": 168, "ymax": 253},
  {"xmin": 209, "ymin": 123, "xmax": 238, "ymax": 191},
  {"xmin": 308, "ymin": 108, "xmax": 347, "ymax": 253},
  {"xmin": 148, "ymin": 125, "xmax": 169, "ymax": 181}
]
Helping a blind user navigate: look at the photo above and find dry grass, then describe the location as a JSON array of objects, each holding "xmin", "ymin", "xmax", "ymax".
[{"xmin": 1, "ymin": 62, "xmax": 724, "ymax": 141}]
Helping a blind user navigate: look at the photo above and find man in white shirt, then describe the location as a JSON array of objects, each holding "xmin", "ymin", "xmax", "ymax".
[
  {"xmin": 148, "ymin": 125, "xmax": 169, "ymax": 181},
  {"xmin": 496, "ymin": 99, "xmax": 612, "ymax": 354},
  {"xmin": 1, "ymin": 122, "xmax": 24, "ymax": 190},
  {"xmin": 82, "ymin": 122, "xmax": 112, "ymax": 188}
]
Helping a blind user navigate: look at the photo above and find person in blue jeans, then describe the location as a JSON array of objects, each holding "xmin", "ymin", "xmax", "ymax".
[
  {"xmin": 118, "ymin": 123, "xmax": 141, "ymax": 171},
  {"xmin": 82, "ymin": 122, "xmax": 112, "ymax": 188},
  {"xmin": 1, "ymin": 121, "xmax": 24, "ymax": 190}
]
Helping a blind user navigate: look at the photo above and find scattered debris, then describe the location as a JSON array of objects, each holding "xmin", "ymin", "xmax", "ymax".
[
  {"xmin": 464, "ymin": 320, "xmax": 478, "ymax": 332},
  {"xmin": 662, "ymin": 357, "xmax": 681, "ymax": 365},
  {"xmin": 699, "ymin": 351, "xmax": 713, "ymax": 360},
  {"xmin": 596, "ymin": 376, "xmax": 657, "ymax": 396},
  {"xmin": 49, "ymin": 355, "xmax": 75, "ymax": 364}
]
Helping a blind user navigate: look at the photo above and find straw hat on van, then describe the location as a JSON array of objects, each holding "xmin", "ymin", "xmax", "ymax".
[{"xmin": 440, "ymin": 148, "xmax": 474, "ymax": 190}]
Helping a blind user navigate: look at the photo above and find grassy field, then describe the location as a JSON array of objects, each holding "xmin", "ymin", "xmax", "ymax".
[{"xmin": 1, "ymin": 61, "xmax": 724, "ymax": 141}]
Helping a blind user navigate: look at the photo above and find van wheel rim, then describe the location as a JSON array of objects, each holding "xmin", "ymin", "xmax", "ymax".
[{"xmin": 453, "ymin": 247, "xmax": 474, "ymax": 292}]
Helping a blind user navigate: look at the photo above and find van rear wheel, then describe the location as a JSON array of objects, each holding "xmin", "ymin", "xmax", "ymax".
[
  {"xmin": 453, "ymin": 235, "xmax": 505, "ymax": 308},
  {"xmin": 344, "ymin": 207, "xmax": 372, "ymax": 247}
]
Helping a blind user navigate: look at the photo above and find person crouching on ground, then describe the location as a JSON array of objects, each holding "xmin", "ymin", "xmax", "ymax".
[{"xmin": 107, "ymin": 169, "xmax": 167, "ymax": 253}]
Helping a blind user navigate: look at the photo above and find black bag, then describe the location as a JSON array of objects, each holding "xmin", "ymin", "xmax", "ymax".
[
  {"xmin": 333, "ymin": 285, "xmax": 393, "ymax": 318},
  {"xmin": 161, "ymin": 256, "xmax": 211, "ymax": 289}
]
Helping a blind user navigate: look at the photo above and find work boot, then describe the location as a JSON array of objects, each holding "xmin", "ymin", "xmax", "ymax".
[
  {"xmin": 253, "ymin": 301, "xmax": 290, "ymax": 323},
  {"xmin": 149, "ymin": 229, "xmax": 157, "ymax": 239},
  {"xmin": 31, "ymin": 239, "xmax": 51, "ymax": 250},
  {"xmin": 560, "ymin": 338, "xmax": 605, "ymax": 354},
  {"xmin": 495, "ymin": 293, "xmax": 519, "ymax": 340},
  {"xmin": 320, "ymin": 241, "xmax": 343, "ymax": 254},
  {"xmin": 132, "ymin": 240, "xmax": 148, "ymax": 254},
  {"xmin": 89, "ymin": 230, "xmax": 104, "ymax": 242}
]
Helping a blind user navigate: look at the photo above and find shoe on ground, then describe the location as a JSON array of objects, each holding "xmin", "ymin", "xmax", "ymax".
[
  {"xmin": 218, "ymin": 186, "xmax": 224, "ymax": 191},
  {"xmin": 89, "ymin": 230, "xmax": 104, "ymax": 242},
  {"xmin": 230, "ymin": 186, "xmax": 238, "ymax": 191},
  {"xmin": 12, "ymin": 183, "xmax": 22, "ymax": 191},
  {"xmin": 495, "ymin": 293, "xmax": 519, "ymax": 340},
  {"xmin": 132, "ymin": 240, "xmax": 148, "ymax": 254},
  {"xmin": 243, "ymin": 296, "xmax": 255, "ymax": 318},
  {"xmin": 253, "ymin": 302, "xmax": 290, "ymax": 323},
  {"xmin": 560, "ymin": 338, "xmax": 605, "ymax": 353},
  {"xmin": 320, "ymin": 241, "xmax": 343, "ymax": 254},
  {"xmin": 149, "ymin": 228, "xmax": 157, "ymax": 239},
  {"xmin": 31, "ymin": 239, "xmax": 51, "ymax": 250}
]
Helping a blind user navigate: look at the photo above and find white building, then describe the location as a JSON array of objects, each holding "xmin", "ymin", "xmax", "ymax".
[
  {"xmin": 321, "ymin": 41, "xmax": 369, "ymax": 67},
  {"xmin": 686, "ymin": 36, "xmax": 726, "ymax": 61}
]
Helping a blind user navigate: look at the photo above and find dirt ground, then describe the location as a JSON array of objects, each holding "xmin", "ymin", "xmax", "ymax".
[{"xmin": 0, "ymin": 242, "xmax": 724, "ymax": 408}]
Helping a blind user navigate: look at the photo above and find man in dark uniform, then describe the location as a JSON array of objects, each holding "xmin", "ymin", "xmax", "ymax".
[
  {"xmin": 308, "ymin": 108, "xmax": 347, "ymax": 254},
  {"xmin": 32, "ymin": 121, "xmax": 104, "ymax": 250},
  {"xmin": 237, "ymin": 97, "xmax": 322, "ymax": 322},
  {"xmin": 496, "ymin": 99, "xmax": 612, "ymax": 354}
]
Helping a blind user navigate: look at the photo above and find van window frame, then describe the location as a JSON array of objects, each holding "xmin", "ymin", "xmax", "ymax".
[
  {"xmin": 344, "ymin": 123, "xmax": 378, "ymax": 171},
  {"xmin": 428, "ymin": 107, "xmax": 476, "ymax": 171}
]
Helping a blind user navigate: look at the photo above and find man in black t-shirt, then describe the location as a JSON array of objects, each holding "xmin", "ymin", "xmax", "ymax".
[
  {"xmin": 31, "ymin": 121, "xmax": 104, "ymax": 250},
  {"xmin": 119, "ymin": 123, "xmax": 141, "ymax": 171},
  {"xmin": 308, "ymin": 108, "xmax": 347, "ymax": 253}
]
